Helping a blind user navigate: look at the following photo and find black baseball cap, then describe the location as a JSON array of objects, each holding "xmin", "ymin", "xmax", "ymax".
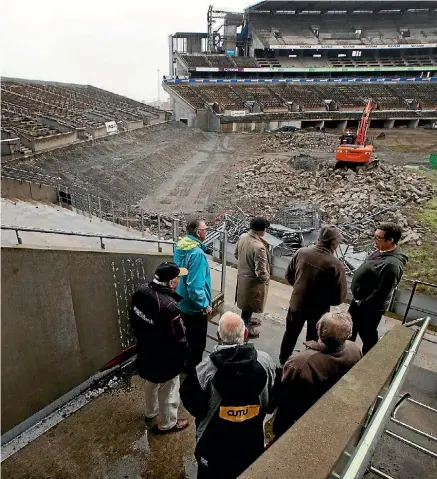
[
  {"xmin": 250, "ymin": 217, "xmax": 270, "ymax": 232},
  {"xmin": 154, "ymin": 262, "xmax": 188, "ymax": 282}
]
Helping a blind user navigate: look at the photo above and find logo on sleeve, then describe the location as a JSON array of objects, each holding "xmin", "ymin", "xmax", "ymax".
[{"xmin": 219, "ymin": 405, "xmax": 260, "ymax": 422}]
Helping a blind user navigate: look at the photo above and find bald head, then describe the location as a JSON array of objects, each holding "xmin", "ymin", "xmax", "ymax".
[
  {"xmin": 217, "ymin": 312, "xmax": 246, "ymax": 345},
  {"xmin": 317, "ymin": 311, "xmax": 352, "ymax": 348}
]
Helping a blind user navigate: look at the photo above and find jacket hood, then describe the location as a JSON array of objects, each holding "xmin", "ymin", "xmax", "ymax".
[
  {"xmin": 210, "ymin": 343, "xmax": 257, "ymax": 371},
  {"xmin": 378, "ymin": 247, "xmax": 408, "ymax": 266},
  {"xmin": 176, "ymin": 235, "xmax": 208, "ymax": 253}
]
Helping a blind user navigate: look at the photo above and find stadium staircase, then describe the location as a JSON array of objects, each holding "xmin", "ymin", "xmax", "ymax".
[{"xmin": 0, "ymin": 197, "xmax": 170, "ymax": 252}]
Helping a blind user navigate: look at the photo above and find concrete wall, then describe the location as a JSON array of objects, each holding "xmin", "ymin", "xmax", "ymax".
[
  {"xmin": 241, "ymin": 325, "xmax": 414, "ymax": 479},
  {"xmin": 87, "ymin": 125, "xmax": 107, "ymax": 139},
  {"xmin": 33, "ymin": 132, "xmax": 78, "ymax": 152},
  {"xmin": 173, "ymin": 99, "xmax": 198, "ymax": 127},
  {"xmin": 197, "ymin": 110, "xmax": 221, "ymax": 132},
  {"xmin": 220, "ymin": 119, "xmax": 302, "ymax": 133},
  {"xmin": 126, "ymin": 119, "xmax": 144, "ymax": 131},
  {"xmin": 1, "ymin": 177, "xmax": 58, "ymax": 203},
  {"xmin": 1, "ymin": 246, "xmax": 172, "ymax": 434}
]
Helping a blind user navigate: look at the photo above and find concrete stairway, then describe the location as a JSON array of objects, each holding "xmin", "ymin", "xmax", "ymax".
[{"xmin": 1, "ymin": 198, "xmax": 171, "ymax": 253}]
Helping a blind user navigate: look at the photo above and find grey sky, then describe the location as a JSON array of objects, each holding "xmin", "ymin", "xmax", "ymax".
[{"xmin": 1, "ymin": 0, "xmax": 250, "ymax": 102}]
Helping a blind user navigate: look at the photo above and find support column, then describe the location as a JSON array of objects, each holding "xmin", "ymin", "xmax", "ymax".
[
  {"xmin": 383, "ymin": 119, "xmax": 395, "ymax": 129},
  {"xmin": 338, "ymin": 120, "xmax": 347, "ymax": 130},
  {"xmin": 407, "ymin": 119, "xmax": 419, "ymax": 128}
]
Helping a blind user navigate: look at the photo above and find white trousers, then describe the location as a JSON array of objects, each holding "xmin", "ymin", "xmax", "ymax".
[{"xmin": 144, "ymin": 375, "xmax": 180, "ymax": 430}]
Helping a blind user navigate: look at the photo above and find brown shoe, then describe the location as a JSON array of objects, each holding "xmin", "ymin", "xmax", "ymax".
[
  {"xmin": 153, "ymin": 419, "xmax": 189, "ymax": 434},
  {"xmin": 250, "ymin": 317, "xmax": 262, "ymax": 326},
  {"xmin": 248, "ymin": 326, "xmax": 260, "ymax": 338}
]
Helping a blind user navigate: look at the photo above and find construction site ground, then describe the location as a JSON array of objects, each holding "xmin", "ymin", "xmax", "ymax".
[
  {"xmin": 8, "ymin": 124, "xmax": 436, "ymax": 214},
  {"xmin": 6, "ymin": 122, "xmax": 436, "ymax": 286},
  {"xmin": 2, "ymin": 265, "xmax": 436, "ymax": 479}
]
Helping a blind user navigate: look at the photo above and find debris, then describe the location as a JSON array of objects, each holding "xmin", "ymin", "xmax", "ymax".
[
  {"xmin": 225, "ymin": 157, "xmax": 434, "ymax": 251},
  {"xmin": 261, "ymin": 131, "xmax": 339, "ymax": 153}
]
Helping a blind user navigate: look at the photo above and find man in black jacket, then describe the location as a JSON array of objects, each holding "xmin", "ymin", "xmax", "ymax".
[
  {"xmin": 349, "ymin": 223, "xmax": 407, "ymax": 355},
  {"xmin": 130, "ymin": 261, "xmax": 190, "ymax": 433},
  {"xmin": 180, "ymin": 312, "xmax": 276, "ymax": 479}
]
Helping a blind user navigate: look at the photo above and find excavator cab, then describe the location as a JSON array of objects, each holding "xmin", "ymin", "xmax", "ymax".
[{"xmin": 340, "ymin": 130, "xmax": 356, "ymax": 145}]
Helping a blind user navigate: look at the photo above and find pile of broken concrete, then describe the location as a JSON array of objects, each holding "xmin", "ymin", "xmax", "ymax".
[
  {"xmin": 230, "ymin": 155, "xmax": 435, "ymax": 248},
  {"xmin": 261, "ymin": 131, "xmax": 339, "ymax": 153}
]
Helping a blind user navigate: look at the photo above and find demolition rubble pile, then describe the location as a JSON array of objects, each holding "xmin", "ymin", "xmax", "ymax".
[
  {"xmin": 231, "ymin": 155, "xmax": 435, "ymax": 248},
  {"xmin": 261, "ymin": 132, "xmax": 339, "ymax": 153}
]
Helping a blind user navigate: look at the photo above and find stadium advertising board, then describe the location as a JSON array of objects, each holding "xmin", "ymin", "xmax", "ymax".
[
  {"xmin": 164, "ymin": 77, "xmax": 437, "ymax": 85},
  {"xmin": 195, "ymin": 66, "xmax": 437, "ymax": 73},
  {"xmin": 269, "ymin": 43, "xmax": 437, "ymax": 50},
  {"xmin": 105, "ymin": 121, "xmax": 118, "ymax": 134}
]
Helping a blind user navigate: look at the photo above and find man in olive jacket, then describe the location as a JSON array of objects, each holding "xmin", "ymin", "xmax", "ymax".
[
  {"xmin": 235, "ymin": 217, "xmax": 271, "ymax": 338},
  {"xmin": 279, "ymin": 225, "xmax": 347, "ymax": 366}
]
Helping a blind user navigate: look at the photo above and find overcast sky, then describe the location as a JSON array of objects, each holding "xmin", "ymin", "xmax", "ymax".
[{"xmin": 1, "ymin": 0, "xmax": 250, "ymax": 102}]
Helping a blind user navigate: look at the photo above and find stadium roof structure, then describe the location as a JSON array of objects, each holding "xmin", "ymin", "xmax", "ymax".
[{"xmin": 246, "ymin": 0, "xmax": 437, "ymax": 13}]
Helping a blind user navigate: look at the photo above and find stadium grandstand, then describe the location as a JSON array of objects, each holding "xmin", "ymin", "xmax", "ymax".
[
  {"xmin": 1, "ymin": 78, "xmax": 167, "ymax": 158},
  {"xmin": 164, "ymin": 0, "xmax": 437, "ymax": 131}
]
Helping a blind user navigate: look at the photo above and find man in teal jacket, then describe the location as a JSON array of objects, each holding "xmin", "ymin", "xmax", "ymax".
[{"xmin": 174, "ymin": 218, "xmax": 212, "ymax": 369}]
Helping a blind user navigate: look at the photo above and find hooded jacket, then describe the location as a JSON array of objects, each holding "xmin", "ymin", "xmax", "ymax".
[
  {"xmin": 272, "ymin": 340, "xmax": 362, "ymax": 439},
  {"xmin": 351, "ymin": 247, "xmax": 408, "ymax": 311},
  {"xmin": 173, "ymin": 235, "xmax": 212, "ymax": 314},
  {"xmin": 129, "ymin": 281, "xmax": 189, "ymax": 383},
  {"xmin": 286, "ymin": 244, "xmax": 347, "ymax": 313},
  {"xmin": 180, "ymin": 343, "xmax": 276, "ymax": 478}
]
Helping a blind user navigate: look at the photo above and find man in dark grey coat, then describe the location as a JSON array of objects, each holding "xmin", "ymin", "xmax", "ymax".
[
  {"xmin": 350, "ymin": 222, "xmax": 407, "ymax": 355},
  {"xmin": 279, "ymin": 225, "xmax": 347, "ymax": 366}
]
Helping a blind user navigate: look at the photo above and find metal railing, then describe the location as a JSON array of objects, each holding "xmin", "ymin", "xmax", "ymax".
[
  {"xmin": 340, "ymin": 316, "xmax": 432, "ymax": 479},
  {"xmin": 1, "ymin": 222, "xmax": 228, "ymax": 298},
  {"xmin": 1, "ymin": 167, "xmax": 228, "ymax": 295},
  {"xmin": 402, "ymin": 280, "xmax": 437, "ymax": 324},
  {"xmin": 1, "ymin": 225, "xmax": 175, "ymax": 252}
]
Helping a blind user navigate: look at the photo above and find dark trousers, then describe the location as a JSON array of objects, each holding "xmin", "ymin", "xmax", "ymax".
[
  {"xmin": 181, "ymin": 312, "xmax": 208, "ymax": 370},
  {"xmin": 279, "ymin": 308, "xmax": 324, "ymax": 365},
  {"xmin": 349, "ymin": 300, "xmax": 384, "ymax": 355},
  {"xmin": 241, "ymin": 310, "xmax": 253, "ymax": 326}
]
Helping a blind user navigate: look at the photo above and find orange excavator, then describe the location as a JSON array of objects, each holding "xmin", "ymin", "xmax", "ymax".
[{"xmin": 335, "ymin": 99, "xmax": 379, "ymax": 170}]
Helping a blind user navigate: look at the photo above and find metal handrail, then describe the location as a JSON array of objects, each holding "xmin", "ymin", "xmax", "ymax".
[
  {"xmin": 340, "ymin": 316, "xmax": 431, "ymax": 478},
  {"xmin": 1, "ymin": 225, "xmax": 175, "ymax": 251},
  {"xmin": 402, "ymin": 280, "xmax": 437, "ymax": 324}
]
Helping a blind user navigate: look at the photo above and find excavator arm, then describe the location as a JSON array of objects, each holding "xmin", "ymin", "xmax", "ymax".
[{"xmin": 355, "ymin": 99, "xmax": 377, "ymax": 146}]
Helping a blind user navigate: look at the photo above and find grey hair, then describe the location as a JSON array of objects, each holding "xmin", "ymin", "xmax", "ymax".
[
  {"xmin": 218, "ymin": 312, "xmax": 245, "ymax": 345},
  {"xmin": 318, "ymin": 311, "xmax": 352, "ymax": 347},
  {"xmin": 186, "ymin": 218, "xmax": 203, "ymax": 236}
]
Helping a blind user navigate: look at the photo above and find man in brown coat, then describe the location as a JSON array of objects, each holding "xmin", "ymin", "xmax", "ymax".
[
  {"xmin": 234, "ymin": 217, "xmax": 270, "ymax": 338},
  {"xmin": 272, "ymin": 311, "xmax": 361, "ymax": 439},
  {"xmin": 279, "ymin": 225, "xmax": 347, "ymax": 365}
]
